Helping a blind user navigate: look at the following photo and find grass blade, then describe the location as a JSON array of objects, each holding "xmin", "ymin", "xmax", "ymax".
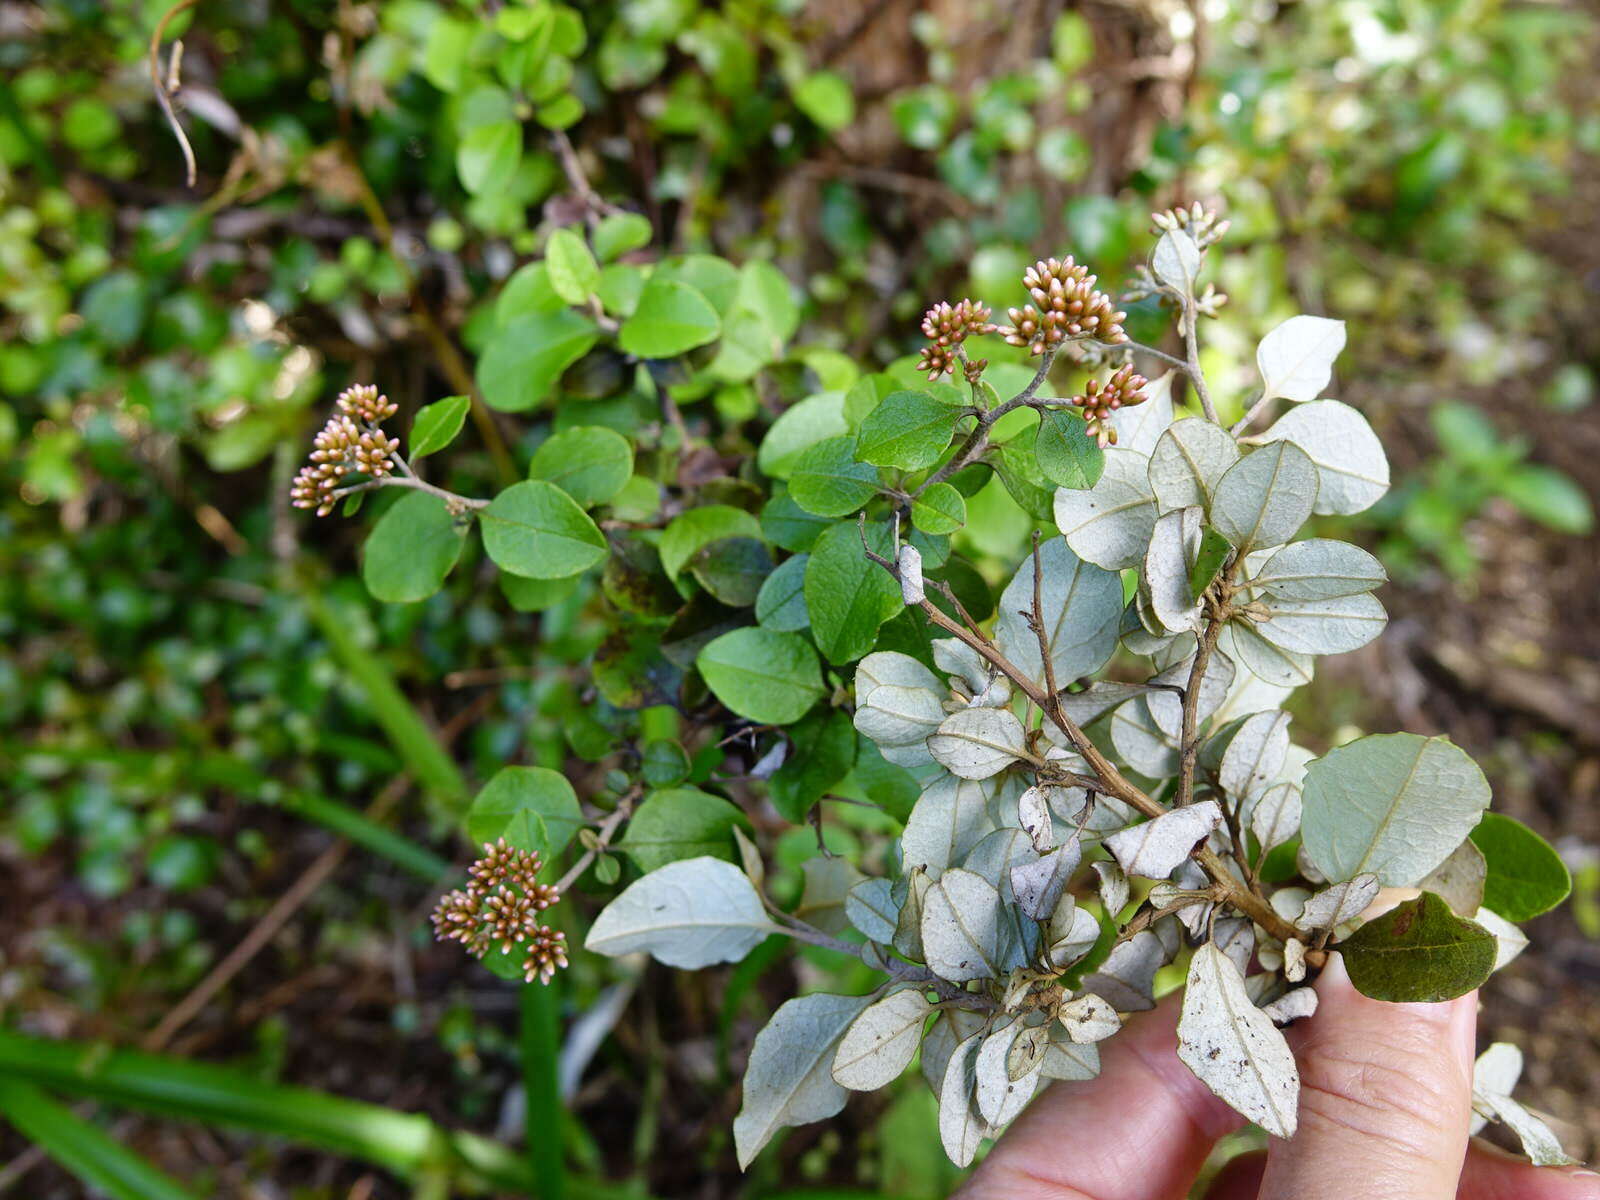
[
  {"xmin": 0, "ymin": 1079, "xmax": 200, "ymax": 1200},
  {"xmin": 302, "ymin": 588, "xmax": 470, "ymax": 812}
]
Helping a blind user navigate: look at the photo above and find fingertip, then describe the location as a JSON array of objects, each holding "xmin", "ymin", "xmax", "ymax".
[{"xmin": 1463, "ymin": 1138, "xmax": 1600, "ymax": 1200}]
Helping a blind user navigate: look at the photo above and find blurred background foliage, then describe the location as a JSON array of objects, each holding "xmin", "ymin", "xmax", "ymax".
[{"xmin": 2, "ymin": 0, "xmax": 1598, "ymax": 1196}]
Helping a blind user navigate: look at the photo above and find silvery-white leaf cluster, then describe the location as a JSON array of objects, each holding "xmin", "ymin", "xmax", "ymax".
[{"xmin": 577, "ymin": 290, "xmax": 1566, "ymax": 1171}]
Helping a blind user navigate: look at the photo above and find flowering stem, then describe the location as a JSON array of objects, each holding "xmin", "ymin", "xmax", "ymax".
[
  {"xmin": 914, "ymin": 347, "xmax": 1058, "ymax": 497},
  {"xmin": 328, "ymin": 473, "xmax": 489, "ymax": 512},
  {"xmin": 1097, "ymin": 338, "xmax": 1189, "ymax": 373},
  {"xmin": 1183, "ymin": 296, "xmax": 1221, "ymax": 423},
  {"xmin": 519, "ymin": 981, "xmax": 566, "ymax": 1200}
]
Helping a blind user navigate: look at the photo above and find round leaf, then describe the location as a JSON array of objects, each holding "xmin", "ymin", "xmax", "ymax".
[
  {"xmin": 619, "ymin": 276, "xmax": 721, "ymax": 358},
  {"xmin": 527, "ymin": 425, "xmax": 634, "ymax": 507},
  {"xmin": 697, "ymin": 627, "xmax": 825, "ymax": 724},
  {"xmin": 362, "ymin": 491, "xmax": 467, "ymax": 603},
  {"xmin": 481, "ymin": 480, "xmax": 607, "ymax": 579}
]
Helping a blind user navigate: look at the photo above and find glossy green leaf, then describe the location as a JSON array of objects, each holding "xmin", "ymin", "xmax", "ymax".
[
  {"xmin": 465, "ymin": 766, "xmax": 583, "ymax": 858},
  {"xmin": 789, "ymin": 435, "xmax": 880, "ymax": 517},
  {"xmin": 1339, "ymin": 892, "xmax": 1496, "ymax": 1002},
  {"xmin": 755, "ymin": 553, "xmax": 810, "ymax": 631},
  {"xmin": 660, "ymin": 504, "xmax": 763, "ymax": 579},
  {"xmin": 618, "ymin": 276, "xmax": 721, "ymax": 357},
  {"xmin": 457, "ymin": 120, "xmax": 522, "ymax": 195},
  {"xmin": 545, "ymin": 227, "xmax": 600, "ymax": 304},
  {"xmin": 408, "ymin": 394, "xmax": 471, "ymax": 459},
  {"xmin": 1035, "ymin": 408, "xmax": 1105, "ymax": 489},
  {"xmin": 792, "ymin": 71, "xmax": 855, "ymax": 131},
  {"xmin": 911, "ymin": 482, "xmax": 967, "ymax": 535},
  {"xmin": 362, "ymin": 492, "xmax": 468, "ymax": 603},
  {"xmin": 593, "ymin": 212, "xmax": 654, "ymax": 262},
  {"xmin": 688, "ymin": 536, "xmax": 774, "ymax": 607},
  {"xmin": 619, "ymin": 787, "xmax": 749, "ymax": 872},
  {"xmin": 480, "ymin": 480, "xmax": 607, "ymax": 579},
  {"xmin": 1468, "ymin": 812, "xmax": 1572, "ymax": 921},
  {"xmin": 804, "ymin": 521, "xmax": 902, "ymax": 664},
  {"xmin": 697, "ymin": 626, "xmax": 825, "ymax": 724},
  {"xmin": 527, "ymin": 425, "xmax": 634, "ymax": 507},
  {"xmin": 477, "ymin": 310, "xmax": 598, "ymax": 412},
  {"xmin": 856, "ymin": 390, "xmax": 961, "ymax": 471},
  {"xmin": 769, "ymin": 708, "xmax": 856, "ymax": 823}
]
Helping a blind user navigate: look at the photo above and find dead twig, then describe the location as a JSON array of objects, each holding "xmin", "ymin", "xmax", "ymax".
[{"xmin": 149, "ymin": 0, "xmax": 201, "ymax": 187}]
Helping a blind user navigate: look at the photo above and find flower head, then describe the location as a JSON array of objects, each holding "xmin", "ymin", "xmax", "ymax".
[
  {"xmin": 916, "ymin": 299, "xmax": 992, "ymax": 380},
  {"xmin": 430, "ymin": 838, "xmax": 568, "ymax": 984},
  {"xmin": 1070, "ymin": 364, "xmax": 1149, "ymax": 446},
  {"xmin": 291, "ymin": 384, "xmax": 401, "ymax": 516},
  {"xmin": 1001, "ymin": 257, "xmax": 1127, "ymax": 354}
]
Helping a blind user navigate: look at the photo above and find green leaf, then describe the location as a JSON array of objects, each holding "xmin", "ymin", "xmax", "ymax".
[
  {"xmin": 361, "ymin": 492, "xmax": 468, "ymax": 603},
  {"xmin": 465, "ymin": 766, "xmax": 583, "ymax": 858},
  {"xmin": 1190, "ymin": 527, "xmax": 1232, "ymax": 600},
  {"xmin": 500, "ymin": 572, "xmax": 581, "ymax": 612},
  {"xmin": 855, "ymin": 389, "xmax": 961, "ymax": 470},
  {"xmin": 769, "ymin": 708, "xmax": 857, "ymax": 823},
  {"xmin": 660, "ymin": 504, "xmax": 763, "ymax": 579},
  {"xmin": 0, "ymin": 1078, "xmax": 201, "ymax": 1200},
  {"xmin": 544, "ymin": 227, "xmax": 600, "ymax": 304},
  {"xmin": 804, "ymin": 521, "xmax": 902, "ymax": 665},
  {"xmin": 792, "ymin": 70, "xmax": 856, "ymax": 131},
  {"xmin": 527, "ymin": 425, "xmax": 633, "ymax": 507},
  {"xmin": 688, "ymin": 536, "xmax": 774, "ymax": 607},
  {"xmin": 423, "ymin": 16, "xmax": 473, "ymax": 92},
  {"xmin": 911, "ymin": 482, "xmax": 967, "ymax": 535},
  {"xmin": 761, "ymin": 492, "xmax": 833, "ymax": 552},
  {"xmin": 619, "ymin": 787, "xmax": 749, "ymax": 872},
  {"xmin": 697, "ymin": 627, "xmax": 825, "ymax": 724},
  {"xmin": 618, "ymin": 276, "xmax": 721, "ymax": 357},
  {"xmin": 593, "ymin": 212, "xmax": 654, "ymax": 262},
  {"xmin": 480, "ymin": 480, "xmax": 607, "ymax": 579},
  {"xmin": 1339, "ymin": 892, "xmax": 1496, "ymax": 1002},
  {"xmin": 457, "ymin": 120, "xmax": 522, "ymax": 195},
  {"xmin": 641, "ymin": 739, "xmax": 691, "ymax": 788},
  {"xmin": 789, "ymin": 435, "xmax": 880, "ymax": 517},
  {"xmin": 756, "ymin": 553, "xmax": 810, "ymax": 631},
  {"xmin": 1034, "ymin": 409, "xmax": 1105, "ymax": 488},
  {"xmin": 408, "ymin": 394, "xmax": 471, "ymax": 460},
  {"xmin": 477, "ymin": 310, "xmax": 598, "ymax": 412},
  {"xmin": 1301, "ymin": 733, "xmax": 1492, "ymax": 887},
  {"xmin": 1468, "ymin": 812, "xmax": 1572, "ymax": 921},
  {"xmin": 1502, "ymin": 464, "xmax": 1594, "ymax": 535},
  {"xmin": 758, "ymin": 390, "xmax": 850, "ymax": 479},
  {"xmin": 995, "ymin": 439, "xmax": 1056, "ymax": 522}
]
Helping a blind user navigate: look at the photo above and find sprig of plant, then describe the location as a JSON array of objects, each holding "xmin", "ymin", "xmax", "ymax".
[{"xmin": 290, "ymin": 198, "xmax": 1573, "ymax": 1173}]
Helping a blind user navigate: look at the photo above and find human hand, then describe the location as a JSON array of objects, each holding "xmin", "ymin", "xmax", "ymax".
[{"xmin": 957, "ymin": 954, "xmax": 1598, "ymax": 1199}]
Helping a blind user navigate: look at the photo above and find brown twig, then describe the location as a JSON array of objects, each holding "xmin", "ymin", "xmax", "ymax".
[
  {"xmin": 859, "ymin": 539, "xmax": 1304, "ymax": 948},
  {"xmin": 149, "ymin": 0, "xmax": 201, "ymax": 187},
  {"xmin": 915, "ymin": 347, "xmax": 1058, "ymax": 497}
]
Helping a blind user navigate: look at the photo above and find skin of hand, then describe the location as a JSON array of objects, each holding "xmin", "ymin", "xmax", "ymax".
[{"xmin": 956, "ymin": 953, "xmax": 1599, "ymax": 1200}]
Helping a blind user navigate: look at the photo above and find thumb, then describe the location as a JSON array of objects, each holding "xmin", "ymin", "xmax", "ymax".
[{"xmin": 1258, "ymin": 952, "xmax": 1477, "ymax": 1200}]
